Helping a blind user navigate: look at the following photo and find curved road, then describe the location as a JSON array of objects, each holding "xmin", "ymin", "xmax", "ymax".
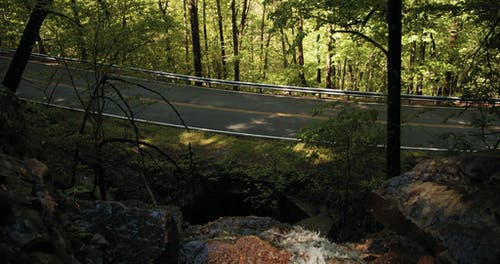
[{"xmin": 1, "ymin": 56, "xmax": 499, "ymax": 150}]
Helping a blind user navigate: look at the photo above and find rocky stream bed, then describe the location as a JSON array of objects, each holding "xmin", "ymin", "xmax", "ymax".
[{"xmin": 1, "ymin": 153, "xmax": 499, "ymax": 263}]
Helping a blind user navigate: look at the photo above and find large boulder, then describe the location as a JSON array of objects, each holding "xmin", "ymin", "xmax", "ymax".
[
  {"xmin": 60, "ymin": 200, "xmax": 182, "ymax": 264},
  {"xmin": 371, "ymin": 156, "xmax": 500, "ymax": 264},
  {"xmin": 0, "ymin": 153, "xmax": 182, "ymax": 264},
  {"xmin": 0, "ymin": 154, "xmax": 78, "ymax": 264},
  {"xmin": 179, "ymin": 216, "xmax": 364, "ymax": 263}
]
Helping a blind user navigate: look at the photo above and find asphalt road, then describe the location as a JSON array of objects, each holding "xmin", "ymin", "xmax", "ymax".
[{"xmin": 1, "ymin": 56, "xmax": 499, "ymax": 150}]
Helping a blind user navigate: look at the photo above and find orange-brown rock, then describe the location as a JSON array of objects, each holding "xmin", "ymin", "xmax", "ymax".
[
  {"xmin": 179, "ymin": 216, "xmax": 364, "ymax": 263},
  {"xmin": 207, "ymin": 236, "xmax": 292, "ymax": 264}
]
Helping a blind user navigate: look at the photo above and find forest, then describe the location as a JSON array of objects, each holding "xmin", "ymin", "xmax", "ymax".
[{"xmin": 0, "ymin": 0, "xmax": 498, "ymax": 98}]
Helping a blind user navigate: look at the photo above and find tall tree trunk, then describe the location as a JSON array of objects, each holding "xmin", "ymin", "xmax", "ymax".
[
  {"xmin": 238, "ymin": 0, "xmax": 250, "ymax": 39},
  {"xmin": 259, "ymin": 3, "xmax": 266, "ymax": 78},
  {"xmin": 416, "ymin": 34, "xmax": 426, "ymax": 95},
  {"xmin": 408, "ymin": 40, "xmax": 416, "ymax": 94},
  {"xmin": 202, "ymin": 0, "xmax": 210, "ymax": 78},
  {"xmin": 231, "ymin": 0, "xmax": 240, "ymax": 86},
  {"xmin": 189, "ymin": 0, "xmax": 203, "ymax": 80},
  {"xmin": 316, "ymin": 34, "xmax": 321, "ymax": 84},
  {"xmin": 3, "ymin": 0, "xmax": 53, "ymax": 92},
  {"xmin": 215, "ymin": 0, "xmax": 226, "ymax": 79},
  {"xmin": 183, "ymin": 0, "xmax": 190, "ymax": 73},
  {"xmin": 290, "ymin": 27, "xmax": 297, "ymax": 65},
  {"xmin": 444, "ymin": 21, "xmax": 460, "ymax": 96},
  {"xmin": 280, "ymin": 27, "xmax": 288, "ymax": 68},
  {"xmin": 386, "ymin": 0, "xmax": 402, "ymax": 179},
  {"xmin": 297, "ymin": 16, "xmax": 306, "ymax": 85},
  {"xmin": 326, "ymin": 25, "xmax": 334, "ymax": 88},
  {"xmin": 158, "ymin": 0, "xmax": 172, "ymax": 69},
  {"xmin": 348, "ymin": 64, "xmax": 354, "ymax": 90},
  {"xmin": 341, "ymin": 57, "xmax": 347, "ymax": 90},
  {"xmin": 231, "ymin": 0, "xmax": 249, "ymax": 88},
  {"xmin": 263, "ymin": 33, "xmax": 272, "ymax": 80}
]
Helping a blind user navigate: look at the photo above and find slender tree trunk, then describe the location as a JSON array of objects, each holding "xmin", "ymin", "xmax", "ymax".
[
  {"xmin": 297, "ymin": 17, "xmax": 306, "ymax": 85},
  {"xmin": 259, "ymin": 3, "xmax": 266, "ymax": 78},
  {"xmin": 429, "ymin": 32, "xmax": 438, "ymax": 95},
  {"xmin": 183, "ymin": 0, "xmax": 190, "ymax": 73},
  {"xmin": 408, "ymin": 40, "xmax": 416, "ymax": 94},
  {"xmin": 202, "ymin": 0, "xmax": 210, "ymax": 78},
  {"xmin": 290, "ymin": 27, "xmax": 297, "ymax": 65},
  {"xmin": 416, "ymin": 35, "xmax": 426, "ymax": 95},
  {"xmin": 326, "ymin": 25, "xmax": 334, "ymax": 88},
  {"xmin": 348, "ymin": 64, "xmax": 354, "ymax": 90},
  {"xmin": 263, "ymin": 33, "xmax": 272, "ymax": 80},
  {"xmin": 158, "ymin": 0, "xmax": 172, "ymax": 69},
  {"xmin": 3, "ymin": 0, "xmax": 53, "ymax": 92},
  {"xmin": 231, "ymin": 0, "xmax": 240, "ymax": 86},
  {"xmin": 445, "ymin": 21, "xmax": 459, "ymax": 96},
  {"xmin": 316, "ymin": 34, "xmax": 321, "ymax": 84},
  {"xmin": 239, "ymin": 0, "xmax": 249, "ymax": 39},
  {"xmin": 215, "ymin": 0, "xmax": 227, "ymax": 79},
  {"xmin": 280, "ymin": 28, "xmax": 288, "ymax": 68},
  {"xmin": 341, "ymin": 57, "xmax": 347, "ymax": 90},
  {"xmin": 189, "ymin": 0, "xmax": 203, "ymax": 81},
  {"xmin": 386, "ymin": 0, "xmax": 402, "ymax": 179},
  {"xmin": 231, "ymin": 0, "xmax": 249, "ymax": 87}
]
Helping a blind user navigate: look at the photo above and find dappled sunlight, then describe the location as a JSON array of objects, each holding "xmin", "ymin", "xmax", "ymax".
[
  {"xmin": 227, "ymin": 118, "xmax": 270, "ymax": 131},
  {"xmin": 179, "ymin": 131, "xmax": 228, "ymax": 147},
  {"xmin": 292, "ymin": 143, "xmax": 333, "ymax": 164}
]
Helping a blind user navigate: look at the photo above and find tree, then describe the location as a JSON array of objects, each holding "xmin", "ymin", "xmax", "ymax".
[
  {"xmin": 215, "ymin": 0, "xmax": 227, "ymax": 79},
  {"xmin": 188, "ymin": 0, "xmax": 203, "ymax": 78},
  {"xmin": 231, "ymin": 0, "xmax": 250, "ymax": 87},
  {"xmin": 2, "ymin": 0, "xmax": 54, "ymax": 92},
  {"xmin": 297, "ymin": 16, "xmax": 306, "ymax": 85},
  {"xmin": 386, "ymin": 0, "xmax": 402, "ymax": 178}
]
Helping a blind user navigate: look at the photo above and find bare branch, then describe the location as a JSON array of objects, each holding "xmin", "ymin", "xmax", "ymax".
[
  {"xmin": 105, "ymin": 77, "xmax": 190, "ymax": 130},
  {"xmin": 99, "ymin": 138, "xmax": 181, "ymax": 171}
]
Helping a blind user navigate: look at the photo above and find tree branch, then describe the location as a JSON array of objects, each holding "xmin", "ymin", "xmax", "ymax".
[{"xmin": 332, "ymin": 30, "xmax": 388, "ymax": 56}]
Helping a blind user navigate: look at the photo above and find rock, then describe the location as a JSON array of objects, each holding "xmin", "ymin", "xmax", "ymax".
[
  {"xmin": 179, "ymin": 216, "xmax": 364, "ymax": 264},
  {"xmin": 60, "ymin": 200, "xmax": 181, "ymax": 263},
  {"xmin": 24, "ymin": 158, "xmax": 49, "ymax": 180},
  {"xmin": 371, "ymin": 156, "xmax": 500, "ymax": 264},
  {"xmin": 296, "ymin": 213, "xmax": 334, "ymax": 236},
  {"xmin": 347, "ymin": 229, "xmax": 429, "ymax": 264},
  {"xmin": 210, "ymin": 236, "xmax": 292, "ymax": 263},
  {"xmin": 0, "ymin": 154, "xmax": 78, "ymax": 264}
]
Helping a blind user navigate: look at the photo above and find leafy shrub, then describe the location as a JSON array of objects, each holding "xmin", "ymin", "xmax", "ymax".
[{"xmin": 298, "ymin": 102, "xmax": 385, "ymax": 239}]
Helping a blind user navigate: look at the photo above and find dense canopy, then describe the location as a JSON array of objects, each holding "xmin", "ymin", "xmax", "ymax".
[{"xmin": 0, "ymin": 0, "xmax": 497, "ymax": 97}]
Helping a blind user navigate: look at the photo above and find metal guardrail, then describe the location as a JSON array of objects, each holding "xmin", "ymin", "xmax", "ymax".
[
  {"xmin": 1, "ymin": 50, "xmax": 490, "ymax": 152},
  {"xmin": 1, "ymin": 48, "xmax": 499, "ymax": 103}
]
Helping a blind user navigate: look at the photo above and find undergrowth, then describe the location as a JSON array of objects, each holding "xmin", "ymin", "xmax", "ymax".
[{"xmin": 1, "ymin": 98, "xmax": 439, "ymax": 241}]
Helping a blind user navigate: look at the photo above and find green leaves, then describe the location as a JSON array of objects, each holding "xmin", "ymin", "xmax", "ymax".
[{"xmin": 299, "ymin": 103, "xmax": 382, "ymax": 151}]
